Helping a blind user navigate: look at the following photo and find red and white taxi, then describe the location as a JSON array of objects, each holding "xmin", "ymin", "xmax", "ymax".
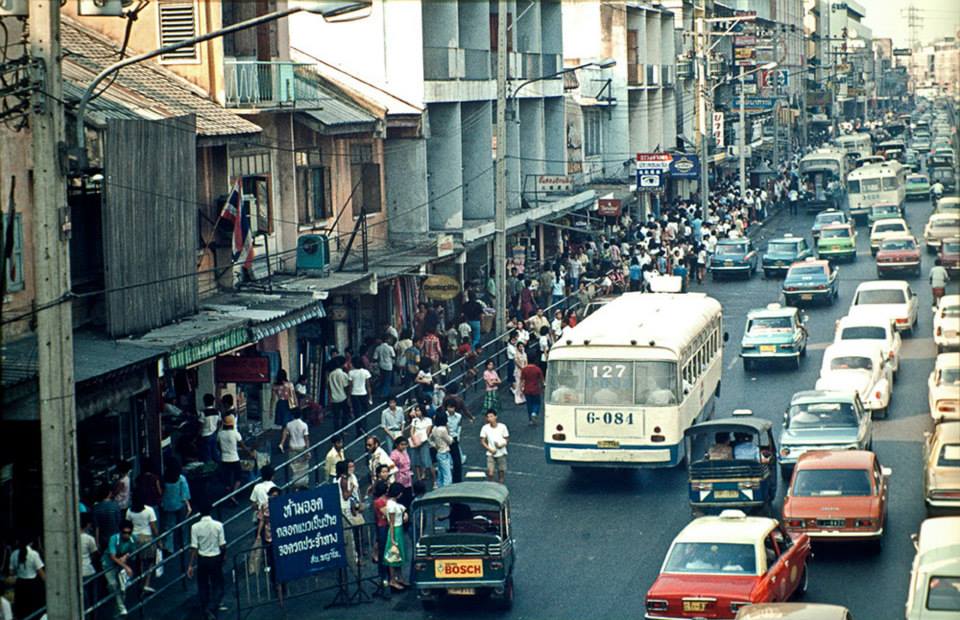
[
  {"xmin": 783, "ymin": 450, "xmax": 890, "ymax": 546},
  {"xmin": 645, "ymin": 510, "xmax": 812, "ymax": 619}
]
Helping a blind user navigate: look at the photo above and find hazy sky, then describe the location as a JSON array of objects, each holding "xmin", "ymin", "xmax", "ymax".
[{"xmin": 863, "ymin": 0, "xmax": 960, "ymax": 48}]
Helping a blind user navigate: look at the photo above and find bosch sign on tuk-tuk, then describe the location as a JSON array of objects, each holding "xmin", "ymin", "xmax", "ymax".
[
  {"xmin": 684, "ymin": 411, "xmax": 779, "ymax": 516},
  {"xmin": 412, "ymin": 481, "xmax": 515, "ymax": 609}
]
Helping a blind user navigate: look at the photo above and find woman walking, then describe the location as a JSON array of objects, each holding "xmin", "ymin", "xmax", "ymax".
[
  {"xmin": 482, "ymin": 360, "xmax": 502, "ymax": 415},
  {"xmin": 9, "ymin": 535, "xmax": 45, "ymax": 620},
  {"xmin": 125, "ymin": 497, "xmax": 158, "ymax": 593},
  {"xmin": 428, "ymin": 411, "xmax": 454, "ymax": 487},
  {"xmin": 388, "ymin": 436, "xmax": 414, "ymax": 509},
  {"xmin": 382, "ymin": 483, "xmax": 410, "ymax": 591},
  {"xmin": 270, "ymin": 368, "xmax": 297, "ymax": 431},
  {"xmin": 160, "ymin": 461, "xmax": 192, "ymax": 554},
  {"xmin": 513, "ymin": 343, "xmax": 528, "ymax": 406}
]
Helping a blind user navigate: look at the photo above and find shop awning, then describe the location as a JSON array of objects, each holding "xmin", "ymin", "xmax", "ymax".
[
  {"xmin": 126, "ymin": 313, "xmax": 250, "ymax": 369},
  {"xmin": 201, "ymin": 292, "xmax": 326, "ymax": 342}
]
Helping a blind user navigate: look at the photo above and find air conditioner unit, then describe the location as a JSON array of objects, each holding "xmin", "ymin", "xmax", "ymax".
[
  {"xmin": 0, "ymin": 0, "xmax": 28, "ymax": 16},
  {"xmin": 296, "ymin": 235, "xmax": 330, "ymax": 272},
  {"xmin": 78, "ymin": 0, "xmax": 134, "ymax": 17}
]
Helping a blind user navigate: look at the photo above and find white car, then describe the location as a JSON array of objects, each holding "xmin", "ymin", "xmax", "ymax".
[
  {"xmin": 933, "ymin": 294, "xmax": 960, "ymax": 353},
  {"xmin": 869, "ymin": 218, "xmax": 911, "ymax": 255},
  {"xmin": 849, "ymin": 280, "xmax": 919, "ymax": 335},
  {"xmin": 816, "ymin": 341, "xmax": 894, "ymax": 418},
  {"xmin": 834, "ymin": 312, "xmax": 902, "ymax": 377},
  {"xmin": 905, "ymin": 517, "xmax": 960, "ymax": 619},
  {"xmin": 928, "ymin": 353, "xmax": 960, "ymax": 421},
  {"xmin": 925, "ymin": 213, "xmax": 960, "ymax": 253}
]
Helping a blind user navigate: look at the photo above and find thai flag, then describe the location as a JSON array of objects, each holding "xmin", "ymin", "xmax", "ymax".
[{"xmin": 219, "ymin": 178, "xmax": 255, "ymax": 269}]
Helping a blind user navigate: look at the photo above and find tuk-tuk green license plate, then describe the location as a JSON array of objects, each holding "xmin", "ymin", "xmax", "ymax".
[
  {"xmin": 447, "ymin": 588, "xmax": 477, "ymax": 596},
  {"xmin": 714, "ymin": 490, "xmax": 739, "ymax": 499},
  {"xmin": 435, "ymin": 559, "xmax": 483, "ymax": 579}
]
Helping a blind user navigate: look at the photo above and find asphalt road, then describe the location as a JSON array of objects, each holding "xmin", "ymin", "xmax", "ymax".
[{"xmin": 244, "ymin": 194, "xmax": 953, "ymax": 620}]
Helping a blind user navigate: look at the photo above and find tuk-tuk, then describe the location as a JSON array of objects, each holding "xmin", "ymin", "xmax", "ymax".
[
  {"xmin": 411, "ymin": 481, "xmax": 515, "ymax": 609},
  {"xmin": 683, "ymin": 411, "xmax": 778, "ymax": 516}
]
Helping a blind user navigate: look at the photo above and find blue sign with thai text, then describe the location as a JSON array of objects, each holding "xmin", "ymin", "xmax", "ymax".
[
  {"xmin": 669, "ymin": 154, "xmax": 701, "ymax": 179},
  {"xmin": 636, "ymin": 169, "xmax": 665, "ymax": 192},
  {"xmin": 269, "ymin": 484, "xmax": 346, "ymax": 583}
]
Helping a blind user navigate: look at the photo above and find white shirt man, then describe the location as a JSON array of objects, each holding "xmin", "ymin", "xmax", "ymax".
[
  {"xmin": 373, "ymin": 340, "xmax": 395, "ymax": 372},
  {"xmin": 283, "ymin": 417, "xmax": 309, "ymax": 451},
  {"xmin": 217, "ymin": 425, "xmax": 242, "ymax": 463}
]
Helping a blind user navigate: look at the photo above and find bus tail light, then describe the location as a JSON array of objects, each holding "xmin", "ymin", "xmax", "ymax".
[
  {"xmin": 650, "ymin": 434, "xmax": 666, "ymax": 443},
  {"xmin": 552, "ymin": 433, "xmax": 566, "ymax": 441}
]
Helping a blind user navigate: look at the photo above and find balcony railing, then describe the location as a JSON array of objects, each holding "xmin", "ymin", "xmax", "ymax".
[
  {"xmin": 224, "ymin": 59, "xmax": 317, "ymax": 108},
  {"xmin": 627, "ymin": 63, "xmax": 645, "ymax": 86}
]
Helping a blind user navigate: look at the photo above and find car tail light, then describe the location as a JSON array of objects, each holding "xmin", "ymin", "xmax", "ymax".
[
  {"xmin": 415, "ymin": 562, "xmax": 426, "ymax": 571},
  {"xmin": 738, "ymin": 481, "xmax": 758, "ymax": 490},
  {"xmin": 787, "ymin": 519, "xmax": 804, "ymax": 528},
  {"xmin": 888, "ymin": 350, "xmax": 894, "ymax": 359},
  {"xmin": 930, "ymin": 490, "xmax": 960, "ymax": 499},
  {"xmin": 855, "ymin": 519, "xmax": 874, "ymax": 528},
  {"xmin": 490, "ymin": 561, "xmax": 503, "ymax": 570},
  {"xmin": 786, "ymin": 286, "xmax": 797, "ymax": 292},
  {"xmin": 817, "ymin": 284, "xmax": 827, "ymax": 289},
  {"xmin": 895, "ymin": 318, "xmax": 908, "ymax": 325},
  {"xmin": 875, "ymin": 390, "xmax": 883, "ymax": 400},
  {"xmin": 730, "ymin": 602, "xmax": 752, "ymax": 613},
  {"xmin": 937, "ymin": 401, "xmax": 958, "ymax": 413},
  {"xmin": 645, "ymin": 599, "xmax": 669, "ymax": 612},
  {"xmin": 937, "ymin": 326, "xmax": 943, "ymax": 336},
  {"xmin": 780, "ymin": 447, "xmax": 791, "ymax": 457}
]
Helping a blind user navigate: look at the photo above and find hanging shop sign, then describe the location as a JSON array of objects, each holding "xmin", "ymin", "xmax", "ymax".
[
  {"xmin": 422, "ymin": 274, "xmax": 461, "ymax": 301},
  {"xmin": 269, "ymin": 484, "xmax": 346, "ymax": 583},
  {"xmin": 214, "ymin": 355, "xmax": 270, "ymax": 384},
  {"xmin": 536, "ymin": 175, "xmax": 574, "ymax": 193},
  {"xmin": 596, "ymin": 198, "xmax": 622, "ymax": 217},
  {"xmin": 669, "ymin": 154, "xmax": 701, "ymax": 179},
  {"xmin": 437, "ymin": 233, "xmax": 455, "ymax": 258},
  {"xmin": 166, "ymin": 327, "xmax": 248, "ymax": 369},
  {"xmin": 713, "ymin": 112, "xmax": 725, "ymax": 148}
]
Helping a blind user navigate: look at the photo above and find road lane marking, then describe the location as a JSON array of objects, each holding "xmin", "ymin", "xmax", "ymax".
[
  {"xmin": 464, "ymin": 465, "xmax": 565, "ymax": 480},
  {"xmin": 509, "ymin": 441, "xmax": 544, "ymax": 450},
  {"xmin": 901, "ymin": 337, "xmax": 937, "ymax": 360}
]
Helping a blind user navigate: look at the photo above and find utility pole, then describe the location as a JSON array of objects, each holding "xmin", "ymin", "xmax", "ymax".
[
  {"xmin": 695, "ymin": 2, "xmax": 709, "ymax": 216},
  {"xmin": 30, "ymin": 2, "xmax": 82, "ymax": 618},
  {"xmin": 772, "ymin": 27, "xmax": 780, "ymax": 165},
  {"xmin": 494, "ymin": 0, "xmax": 507, "ymax": 335},
  {"xmin": 738, "ymin": 65, "xmax": 747, "ymax": 196}
]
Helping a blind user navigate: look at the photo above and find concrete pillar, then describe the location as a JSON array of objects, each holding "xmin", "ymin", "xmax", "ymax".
[
  {"xmin": 519, "ymin": 98, "xmax": 546, "ymax": 201},
  {"xmin": 543, "ymin": 97, "xmax": 566, "ymax": 175},
  {"xmin": 458, "ymin": 0, "xmax": 489, "ymax": 50},
  {"xmin": 462, "ymin": 101, "xmax": 494, "ymax": 220},
  {"xmin": 426, "ymin": 103, "xmax": 464, "ymax": 229},
  {"xmin": 421, "ymin": 0, "xmax": 459, "ymax": 48},
  {"xmin": 384, "ymin": 137, "xmax": 430, "ymax": 239}
]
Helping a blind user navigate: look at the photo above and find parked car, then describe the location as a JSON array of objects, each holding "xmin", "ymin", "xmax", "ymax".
[
  {"xmin": 762, "ymin": 235, "xmax": 812, "ymax": 278},
  {"xmin": 866, "ymin": 203, "xmax": 902, "ymax": 227},
  {"xmin": 644, "ymin": 510, "xmax": 811, "ymax": 619},
  {"xmin": 779, "ymin": 390, "xmax": 873, "ymax": 476},
  {"xmin": 710, "ymin": 239, "xmax": 759, "ymax": 280},
  {"xmin": 783, "ymin": 450, "xmax": 890, "ymax": 548},
  {"xmin": 782, "ymin": 259, "xmax": 840, "ymax": 306},
  {"xmin": 817, "ymin": 223, "xmax": 857, "ymax": 263},
  {"xmin": 924, "ymin": 213, "xmax": 960, "ymax": 254},
  {"xmin": 811, "ymin": 209, "xmax": 848, "ymax": 243},
  {"xmin": 939, "ymin": 237, "xmax": 960, "ymax": 276},
  {"xmin": 834, "ymin": 312, "xmax": 902, "ymax": 378},
  {"xmin": 923, "ymin": 422, "xmax": 960, "ymax": 516},
  {"xmin": 905, "ymin": 516, "xmax": 960, "ymax": 619},
  {"xmin": 875, "ymin": 235, "xmax": 922, "ymax": 278},
  {"xmin": 740, "ymin": 304, "xmax": 808, "ymax": 370},
  {"xmin": 815, "ymin": 341, "xmax": 893, "ymax": 418},
  {"xmin": 934, "ymin": 295, "xmax": 960, "ymax": 353},
  {"xmin": 906, "ymin": 173, "xmax": 932, "ymax": 199},
  {"xmin": 849, "ymin": 280, "xmax": 919, "ymax": 335},
  {"xmin": 736, "ymin": 604, "xmax": 853, "ymax": 620},
  {"xmin": 928, "ymin": 353, "xmax": 960, "ymax": 422},
  {"xmin": 869, "ymin": 218, "xmax": 911, "ymax": 255}
]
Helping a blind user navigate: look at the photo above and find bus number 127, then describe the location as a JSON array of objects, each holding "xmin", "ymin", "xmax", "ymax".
[{"xmin": 590, "ymin": 364, "xmax": 627, "ymax": 378}]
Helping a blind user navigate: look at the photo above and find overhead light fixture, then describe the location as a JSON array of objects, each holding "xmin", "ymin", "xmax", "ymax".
[
  {"xmin": 77, "ymin": 0, "xmax": 135, "ymax": 17},
  {"xmin": 0, "ymin": 0, "xmax": 28, "ymax": 16},
  {"xmin": 596, "ymin": 58, "xmax": 617, "ymax": 69},
  {"xmin": 293, "ymin": 0, "xmax": 372, "ymax": 20}
]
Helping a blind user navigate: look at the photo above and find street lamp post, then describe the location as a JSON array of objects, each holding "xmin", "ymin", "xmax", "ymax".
[{"xmin": 492, "ymin": 19, "xmax": 614, "ymax": 333}]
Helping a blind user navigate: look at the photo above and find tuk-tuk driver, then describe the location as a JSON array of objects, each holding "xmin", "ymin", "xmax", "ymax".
[{"xmin": 707, "ymin": 432, "xmax": 733, "ymax": 460}]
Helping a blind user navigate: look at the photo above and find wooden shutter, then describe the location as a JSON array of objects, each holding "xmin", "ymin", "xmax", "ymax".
[{"xmin": 158, "ymin": 2, "xmax": 198, "ymax": 62}]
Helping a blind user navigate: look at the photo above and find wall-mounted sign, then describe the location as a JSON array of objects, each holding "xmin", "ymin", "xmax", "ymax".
[
  {"xmin": 713, "ymin": 112, "xmax": 725, "ymax": 148},
  {"xmin": 669, "ymin": 154, "xmax": 701, "ymax": 179},
  {"xmin": 214, "ymin": 355, "xmax": 270, "ymax": 384},
  {"xmin": 422, "ymin": 274, "xmax": 461, "ymax": 301},
  {"xmin": 437, "ymin": 234, "xmax": 455, "ymax": 258},
  {"xmin": 269, "ymin": 485, "xmax": 346, "ymax": 583},
  {"xmin": 536, "ymin": 175, "xmax": 574, "ymax": 193},
  {"xmin": 596, "ymin": 198, "xmax": 622, "ymax": 217},
  {"xmin": 635, "ymin": 153, "xmax": 673, "ymax": 170}
]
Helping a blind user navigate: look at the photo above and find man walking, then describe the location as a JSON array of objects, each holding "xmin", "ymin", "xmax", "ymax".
[
  {"xmin": 187, "ymin": 504, "xmax": 227, "ymax": 620},
  {"xmin": 327, "ymin": 359, "xmax": 352, "ymax": 430},
  {"xmin": 279, "ymin": 409, "xmax": 310, "ymax": 490},
  {"xmin": 519, "ymin": 354, "xmax": 545, "ymax": 426},
  {"xmin": 373, "ymin": 336, "xmax": 397, "ymax": 398},
  {"xmin": 480, "ymin": 410, "xmax": 509, "ymax": 484}
]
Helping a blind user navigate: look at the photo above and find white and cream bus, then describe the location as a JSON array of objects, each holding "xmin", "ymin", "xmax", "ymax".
[
  {"xmin": 836, "ymin": 132, "xmax": 873, "ymax": 167},
  {"xmin": 847, "ymin": 160, "xmax": 906, "ymax": 222},
  {"xmin": 544, "ymin": 293, "xmax": 724, "ymax": 469}
]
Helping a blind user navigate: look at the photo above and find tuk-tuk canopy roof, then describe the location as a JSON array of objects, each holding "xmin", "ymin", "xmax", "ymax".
[
  {"xmin": 412, "ymin": 481, "xmax": 509, "ymax": 509},
  {"xmin": 684, "ymin": 416, "xmax": 773, "ymax": 440}
]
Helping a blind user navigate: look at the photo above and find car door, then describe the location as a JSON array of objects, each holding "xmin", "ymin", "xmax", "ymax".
[
  {"xmin": 905, "ymin": 285, "xmax": 918, "ymax": 325},
  {"xmin": 855, "ymin": 395, "xmax": 872, "ymax": 448},
  {"xmin": 874, "ymin": 458, "xmax": 888, "ymax": 526},
  {"xmin": 890, "ymin": 324, "xmax": 902, "ymax": 369},
  {"xmin": 767, "ymin": 529, "xmax": 802, "ymax": 600}
]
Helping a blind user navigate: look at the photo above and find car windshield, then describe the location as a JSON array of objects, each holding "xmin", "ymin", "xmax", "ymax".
[
  {"xmin": 938, "ymin": 445, "xmax": 960, "ymax": 468},
  {"xmin": 909, "ymin": 175, "xmax": 929, "ymax": 183},
  {"xmin": 789, "ymin": 401, "xmax": 858, "ymax": 429},
  {"xmin": 768, "ymin": 241, "xmax": 798, "ymax": 253},
  {"xmin": 856, "ymin": 289, "xmax": 906, "ymax": 304},
  {"xmin": 663, "ymin": 542, "xmax": 757, "ymax": 575},
  {"xmin": 748, "ymin": 316, "xmax": 793, "ymax": 332},
  {"xmin": 875, "ymin": 223, "xmax": 905, "ymax": 233},
  {"xmin": 944, "ymin": 242, "xmax": 960, "ymax": 253},
  {"xmin": 880, "ymin": 239, "xmax": 916, "ymax": 251},
  {"xmin": 716, "ymin": 243, "xmax": 747, "ymax": 256},
  {"xmin": 822, "ymin": 228, "xmax": 851, "ymax": 239},
  {"xmin": 940, "ymin": 368, "xmax": 960, "ymax": 385},
  {"xmin": 927, "ymin": 576, "xmax": 960, "ymax": 612},
  {"xmin": 829, "ymin": 355, "xmax": 873, "ymax": 371},
  {"xmin": 933, "ymin": 219, "xmax": 959, "ymax": 229},
  {"xmin": 788, "ymin": 266, "xmax": 825, "ymax": 277},
  {"xmin": 791, "ymin": 468, "xmax": 872, "ymax": 497},
  {"xmin": 840, "ymin": 326, "xmax": 886, "ymax": 341},
  {"xmin": 941, "ymin": 304, "xmax": 960, "ymax": 317},
  {"xmin": 816, "ymin": 214, "xmax": 844, "ymax": 226}
]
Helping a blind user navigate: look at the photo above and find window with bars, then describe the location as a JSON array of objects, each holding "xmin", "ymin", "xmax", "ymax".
[
  {"xmin": 158, "ymin": 2, "xmax": 198, "ymax": 63},
  {"xmin": 584, "ymin": 109, "xmax": 603, "ymax": 157},
  {"xmin": 349, "ymin": 143, "xmax": 381, "ymax": 216},
  {"xmin": 1, "ymin": 214, "xmax": 24, "ymax": 293}
]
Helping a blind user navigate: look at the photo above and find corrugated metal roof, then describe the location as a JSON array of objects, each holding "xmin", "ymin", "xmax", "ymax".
[
  {"xmin": 294, "ymin": 76, "xmax": 378, "ymax": 130},
  {"xmin": 62, "ymin": 17, "xmax": 261, "ymax": 138}
]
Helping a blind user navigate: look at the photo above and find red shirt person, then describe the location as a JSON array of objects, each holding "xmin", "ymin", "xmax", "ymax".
[{"xmin": 519, "ymin": 361, "xmax": 544, "ymax": 425}]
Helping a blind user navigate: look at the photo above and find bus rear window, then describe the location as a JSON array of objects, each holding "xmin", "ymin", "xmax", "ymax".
[
  {"xmin": 546, "ymin": 360, "xmax": 678, "ymax": 406},
  {"xmin": 882, "ymin": 177, "xmax": 899, "ymax": 190}
]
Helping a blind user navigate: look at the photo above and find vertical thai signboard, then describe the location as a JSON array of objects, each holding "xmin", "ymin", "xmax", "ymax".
[{"xmin": 269, "ymin": 484, "xmax": 346, "ymax": 583}]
